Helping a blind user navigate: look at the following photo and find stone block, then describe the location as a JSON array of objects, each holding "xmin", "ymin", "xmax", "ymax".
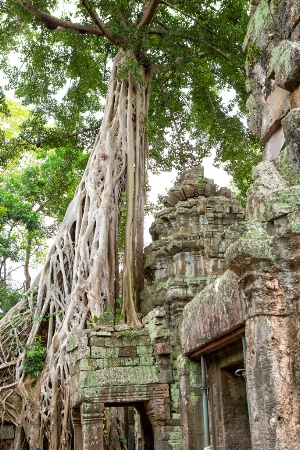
[
  {"xmin": 154, "ymin": 343, "xmax": 172, "ymax": 355},
  {"xmin": 169, "ymin": 186, "xmax": 186, "ymax": 202},
  {"xmin": 137, "ymin": 345, "xmax": 151, "ymax": 355},
  {"xmin": 66, "ymin": 330, "xmax": 89, "ymax": 353},
  {"xmin": 181, "ymin": 270, "xmax": 246, "ymax": 355},
  {"xmin": 118, "ymin": 346, "xmax": 137, "ymax": 357},
  {"xmin": 67, "ymin": 331, "xmax": 90, "ymax": 364},
  {"xmin": 204, "ymin": 183, "xmax": 217, "ymax": 197},
  {"xmin": 282, "ymin": 108, "xmax": 300, "ymax": 147},
  {"xmin": 269, "ymin": 40, "xmax": 300, "ymax": 91},
  {"xmin": 139, "ymin": 355, "xmax": 154, "ymax": 365},
  {"xmin": 263, "ymin": 126, "xmax": 285, "ymax": 161},
  {"xmin": 0, "ymin": 425, "xmax": 15, "ymax": 439},
  {"xmin": 89, "ymin": 336, "xmax": 106, "ymax": 347},
  {"xmin": 166, "ymin": 419, "xmax": 181, "ymax": 426},
  {"xmin": 261, "ymin": 87, "xmax": 290, "ymax": 142},
  {"xmin": 71, "ymin": 358, "xmax": 103, "ymax": 375},
  {"xmin": 90, "ymin": 346, "xmax": 119, "ymax": 359},
  {"xmin": 157, "ymin": 365, "xmax": 173, "ymax": 384},
  {"xmin": 246, "ymin": 94, "xmax": 262, "ymax": 136},
  {"xmin": 289, "ymin": 84, "xmax": 300, "ymax": 109},
  {"xmin": 182, "ymin": 184, "xmax": 195, "ymax": 198},
  {"xmin": 76, "ymin": 365, "xmax": 159, "ymax": 387},
  {"xmin": 156, "ymin": 355, "xmax": 171, "ymax": 366}
]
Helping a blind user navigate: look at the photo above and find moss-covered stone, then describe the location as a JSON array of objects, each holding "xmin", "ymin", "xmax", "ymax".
[{"xmin": 269, "ymin": 40, "xmax": 300, "ymax": 91}]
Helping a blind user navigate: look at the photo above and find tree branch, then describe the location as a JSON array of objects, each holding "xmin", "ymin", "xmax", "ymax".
[
  {"xmin": 0, "ymin": 124, "xmax": 101, "ymax": 148},
  {"xmin": 137, "ymin": 0, "xmax": 161, "ymax": 28},
  {"xmin": 145, "ymin": 28, "xmax": 168, "ymax": 36},
  {"xmin": 80, "ymin": 0, "xmax": 125, "ymax": 46},
  {"xmin": 157, "ymin": 54, "xmax": 206, "ymax": 74},
  {"xmin": 16, "ymin": 0, "xmax": 102, "ymax": 35},
  {"xmin": 181, "ymin": 34, "xmax": 244, "ymax": 70},
  {"xmin": 160, "ymin": 0, "xmax": 238, "ymax": 49}
]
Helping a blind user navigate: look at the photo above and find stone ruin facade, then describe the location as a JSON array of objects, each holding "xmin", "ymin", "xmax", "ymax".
[
  {"xmin": 3, "ymin": 0, "xmax": 300, "ymax": 448},
  {"xmin": 61, "ymin": 168, "xmax": 246, "ymax": 450}
]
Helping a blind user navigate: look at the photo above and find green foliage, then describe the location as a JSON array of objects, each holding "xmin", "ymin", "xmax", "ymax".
[
  {"xmin": 0, "ymin": 284, "xmax": 23, "ymax": 319},
  {"xmin": 198, "ymin": 178, "xmax": 206, "ymax": 187},
  {"xmin": 118, "ymin": 433, "xmax": 127, "ymax": 446},
  {"xmin": 246, "ymin": 42, "xmax": 263, "ymax": 66},
  {"xmin": 1, "ymin": 0, "xmax": 257, "ymax": 200},
  {"xmin": 145, "ymin": 193, "xmax": 165, "ymax": 216},
  {"xmin": 0, "ymin": 98, "xmax": 90, "ymax": 289},
  {"xmin": 88, "ymin": 298, "xmax": 124, "ymax": 328},
  {"xmin": 116, "ymin": 328, "xmax": 138, "ymax": 338},
  {"xmin": 20, "ymin": 336, "xmax": 46, "ymax": 377},
  {"xmin": 117, "ymin": 56, "xmax": 144, "ymax": 85}
]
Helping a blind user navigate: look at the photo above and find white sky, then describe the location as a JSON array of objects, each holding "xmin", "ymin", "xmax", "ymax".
[{"xmin": 144, "ymin": 154, "xmax": 231, "ymax": 245}]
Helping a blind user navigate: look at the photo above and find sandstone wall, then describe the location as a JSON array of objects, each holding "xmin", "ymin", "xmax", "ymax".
[{"xmin": 237, "ymin": 1, "xmax": 300, "ymax": 447}]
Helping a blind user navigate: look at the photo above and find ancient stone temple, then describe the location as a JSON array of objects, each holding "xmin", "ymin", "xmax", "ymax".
[{"xmin": 64, "ymin": 168, "xmax": 245, "ymax": 450}]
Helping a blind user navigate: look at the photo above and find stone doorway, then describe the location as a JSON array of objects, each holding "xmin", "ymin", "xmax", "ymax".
[{"xmin": 207, "ymin": 340, "xmax": 251, "ymax": 450}]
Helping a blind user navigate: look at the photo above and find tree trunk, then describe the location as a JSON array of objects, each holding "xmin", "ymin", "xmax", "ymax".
[
  {"xmin": 0, "ymin": 49, "xmax": 153, "ymax": 449},
  {"xmin": 24, "ymin": 235, "xmax": 32, "ymax": 291}
]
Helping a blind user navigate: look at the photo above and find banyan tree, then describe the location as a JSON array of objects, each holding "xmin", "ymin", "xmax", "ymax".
[{"xmin": 0, "ymin": 0, "xmax": 254, "ymax": 447}]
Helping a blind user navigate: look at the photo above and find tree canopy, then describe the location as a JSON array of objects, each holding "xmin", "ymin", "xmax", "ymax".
[
  {"xmin": 0, "ymin": 2, "xmax": 264, "ymax": 448},
  {"xmin": 1, "ymin": 0, "xmax": 261, "ymax": 197}
]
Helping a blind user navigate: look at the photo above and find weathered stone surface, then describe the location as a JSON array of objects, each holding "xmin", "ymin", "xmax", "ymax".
[
  {"xmin": 261, "ymin": 86, "xmax": 290, "ymax": 142},
  {"xmin": 181, "ymin": 270, "xmax": 246, "ymax": 355},
  {"xmin": 81, "ymin": 403, "xmax": 104, "ymax": 450},
  {"xmin": 154, "ymin": 343, "xmax": 172, "ymax": 355},
  {"xmin": 0, "ymin": 425, "xmax": 15, "ymax": 439},
  {"xmin": 225, "ymin": 222, "xmax": 275, "ymax": 268},
  {"xmin": 263, "ymin": 126, "xmax": 285, "ymax": 161},
  {"xmin": 206, "ymin": 342, "xmax": 251, "ymax": 450},
  {"xmin": 276, "ymin": 108, "xmax": 300, "ymax": 184},
  {"xmin": 246, "ymin": 161, "xmax": 289, "ymax": 221},
  {"xmin": 142, "ymin": 168, "xmax": 244, "ymax": 325},
  {"xmin": 289, "ymin": 83, "xmax": 300, "ymax": 108},
  {"xmin": 243, "ymin": 0, "xmax": 295, "ymax": 52},
  {"xmin": 68, "ymin": 324, "xmax": 176, "ymax": 449},
  {"xmin": 178, "ymin": 356, "xmax": 204, "ymax": 450},
  {"xmin": 246, "ymin": 93, "xmax": 263, "ymax": 136},
  {"xmin": 269, "ymin": 40, "xmax": 300, "ymax": 91}
]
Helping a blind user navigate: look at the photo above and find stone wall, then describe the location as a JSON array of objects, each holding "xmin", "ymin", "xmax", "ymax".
[
  {"xmin": 242, "ymin": 1, "xmax": 300, "ymax": 448},
  {"xmin": 180, "ymin": 3, "xmax": 300, "ymax": 449},
  {"xmin": 67, "ymin": 309, "xmax": 183, "ymax": 450}
]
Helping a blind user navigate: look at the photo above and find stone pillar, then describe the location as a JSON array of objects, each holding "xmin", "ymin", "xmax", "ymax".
[
  {"xmin": 144, "ymin": 398, "xmax": 171, "ymax": 450},
  {"xmin": 177, "ymin": 356, "xmax": 204, "ymax": 450},
  {"xmin": 72, "ymin": 408, "xmax": 83, "ymax": 450},
  {"xmin": 225, "ymin": 204, "xmax": 300, "ymax": 449},
  {"xmin": 81, "ymin": 403, "xmax": 104, "ymax": 450}
]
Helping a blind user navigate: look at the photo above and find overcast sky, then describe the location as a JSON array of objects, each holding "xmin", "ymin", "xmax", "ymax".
[{"xmin": 144, "ymin": 153, "xmax": 232, "ymax": 245}]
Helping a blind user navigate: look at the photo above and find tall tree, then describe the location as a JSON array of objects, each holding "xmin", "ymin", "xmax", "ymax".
[{"xmin": 0, "ymin": 1, "xmax": 259, "ymax": 448}]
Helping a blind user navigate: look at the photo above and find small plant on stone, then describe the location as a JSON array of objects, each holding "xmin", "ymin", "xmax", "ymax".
[
  {"xmin": 20, "ymin": 336, "xmax": 46, "ymax": 377},
  {"xmin": 88, "ymin": 315, "xmax": 101, "ymax": 329},
  {"xmin": 116, "ymin": 329, "xmax": 127, "ymax": 338},
  {"xmin": 88, "ymin": 298, "xmax": 124, "ymax": 328},
  {"xmin": 246, "ymin": 42, "xmax": 263, "ymax": 66},
  {"xmin": 198, "ymin": 178, "xmax": 206, "ymax": 187},
  {"xmin": 116, "ymin": 328, "xmax": 138, "ymax": 339}
]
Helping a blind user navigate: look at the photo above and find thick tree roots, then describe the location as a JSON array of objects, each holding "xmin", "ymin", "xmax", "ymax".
[{"xmin": 0, "ymin": 50, "xmax": 152, "ymax": 449}]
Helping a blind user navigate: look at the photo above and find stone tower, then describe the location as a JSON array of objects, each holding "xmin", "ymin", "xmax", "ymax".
[{"xmin": 140, "ymin": 166, "xmax": 244, "ymax": 340}]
